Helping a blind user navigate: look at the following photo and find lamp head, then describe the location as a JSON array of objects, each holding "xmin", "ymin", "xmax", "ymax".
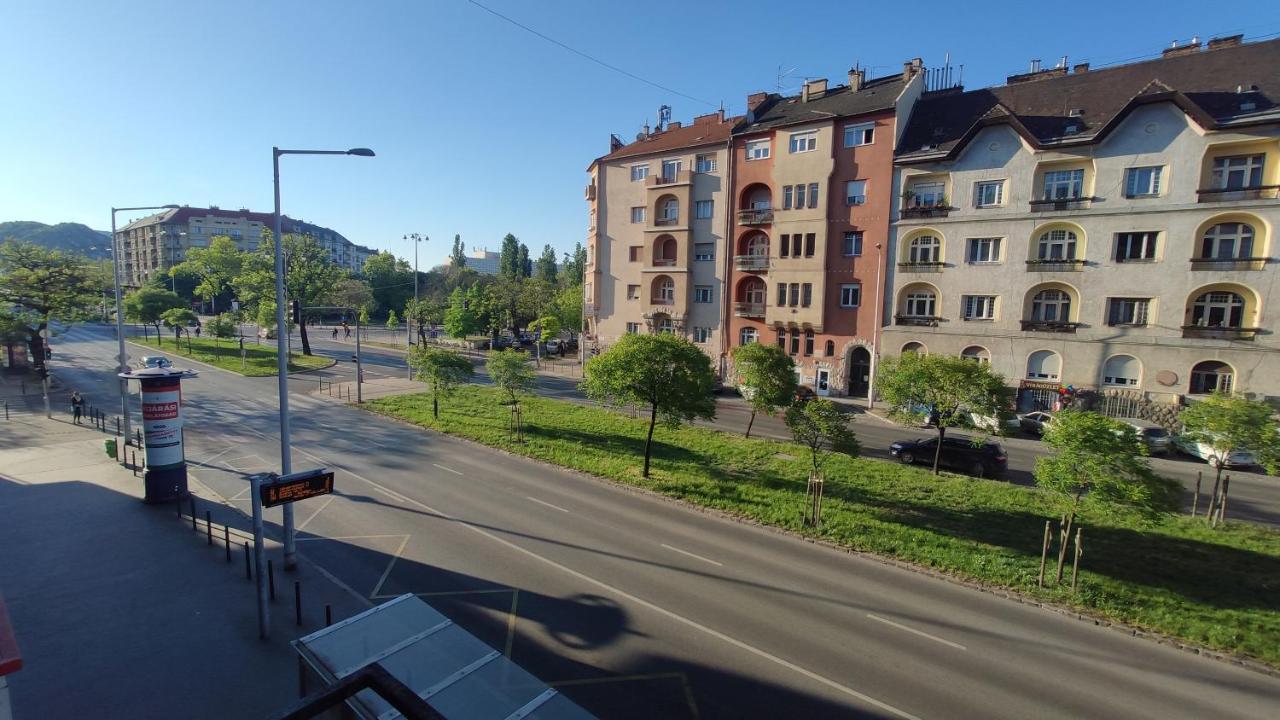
[{"xmin": 347, "ymin": 148, "xmax": 375, "ymax": 157}]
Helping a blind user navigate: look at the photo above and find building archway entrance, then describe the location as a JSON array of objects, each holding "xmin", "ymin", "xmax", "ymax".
[{"xmin": 848, "ymin": 346, "xmax": 871, "ymax": 398}]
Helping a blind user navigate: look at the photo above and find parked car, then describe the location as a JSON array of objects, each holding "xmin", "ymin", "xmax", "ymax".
[
  {"xmin": 889, "ymin": 435, "xmax": 1008, "ymax": 478},
  {"xmin": 1019, "ymin": 411, "xmax": 1056, "ymax": 436},
  {"xmin": 1114, "ymin": 418, "xmax": 1171, "ymax": 456},
  {"xmin": 964, "ymin": 411, "xmax": 1021, "ymax": 434},
  {"xmin": 493, "ymin": 335, "xmax": 513, "ymax": 350},
  {"xmin": 544, "ymin": 338, "xmax": 562, "ymax": 354},
  {"xmin": 1171, "ymin": 434, "xmax": 1257, "ymax": 468},
  {"xmin": 139, "ymin": 355, "xmax": 171, "ymax": 369},
  {"xmin": 794, "ymin": 386, "xmax": 816, "ymax": 403}
]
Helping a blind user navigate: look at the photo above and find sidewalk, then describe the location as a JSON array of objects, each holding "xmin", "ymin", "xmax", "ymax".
[{"xmin": 0, "ymin": 411, "xmax": 368, "ymax": 719}]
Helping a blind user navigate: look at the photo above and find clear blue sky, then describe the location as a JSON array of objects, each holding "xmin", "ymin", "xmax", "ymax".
[{"xmin": 3, "ymin": 1, "xmax": 1276, "ymax": 267}]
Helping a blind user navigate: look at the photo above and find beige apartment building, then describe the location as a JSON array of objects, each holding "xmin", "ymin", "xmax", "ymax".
[
  {"xmin": 584, "ymin": 111, "xmax": 738, "ymax": 374},
  {"xmin": 883, "ymin": 36, "xmax": 1280, "ymax": 408}
]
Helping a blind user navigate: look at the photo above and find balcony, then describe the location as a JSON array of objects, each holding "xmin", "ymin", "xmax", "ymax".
[
  {"xmin": 647, "ymin": 170, "xmax": 692, "ymax": 187},
  {"xmin": 1196, "ymin": 185, "xmax": 1279, "ymax": 203},
  {"xmin": 1020, "ymin": 320, "xmax": 1080, "ymax": 333},
  {"xmin": 584, "ymin": 302, "xmax": 596, "ymax": 316},
  {"xmin": 897, "ymin": 261, "xmax": 945, "ymax": 273},
  {"xmin": 1181, "ymin": 325, "xmax": 1261, "ymax": 341},
  {"xmin": 583, "ymin": 184, "xmax": 596, "ymax": 201},
  {"xmin": 900, "ymin": 204, "xmax": 951, "ymax": 219},
  {"xmin": 734, "ymin": 302, "xmax": 765, "ymax": 319},
  {"xmin": 651, "ymin": 257, "xmax": 677, "ymax": 267},
  {"xmin": 651, "ymin": 298, "xmax": 674, "ymax": 306},
  {"xmin": 734, "ymin": 255, "xmax": 770, "ymax": 272},
  {"xmin": 737, "ymin": 208, "xmax": 774, "ymax": 226},
  {"xmin": 1029, "ymin": 196, "xmax": 1096, "ymax": 212},
  {"xmin": 894, "ymin": 315, "xmax": 942, "ymax": 327},
  {"xmin": 654, "ymin": 216, "xmax": 679, "ymax": 227},
  {"xmin": 1189, "ymin": 257, "xmax": 1268, "ymax": 271},
  {"xmin": 1025, "ymin": 259, "xmax": 1086, "ymax": 272}
]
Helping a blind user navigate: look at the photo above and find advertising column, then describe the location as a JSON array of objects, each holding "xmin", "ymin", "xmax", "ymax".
[{"xmin": 121, "ymin": 366, "xmax": 197, "ymax": 503}]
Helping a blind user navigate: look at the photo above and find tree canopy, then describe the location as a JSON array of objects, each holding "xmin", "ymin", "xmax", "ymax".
[
  {"xmin": 171, "ymin": 235, "xmax": 242, "ymax": 313},
  {"xmin": 450, "ymin": 235, "xmax": 467, "ymax": 268},
  {"xmin": 409, "ymin": 345, "xmax": 474, "ymax": 418},
  {"xmin": 534, "ymin": 244, "xmax": 558, "ymax": 284},
  {"xmin": 124, "ymin": 287, "xmax": 185, "ymax": 344},
  {"xmin": 0, "ymin": 240, "xmax": 104, "ymax": 368},
  {"xmin": 732, "ymin": 343, "xmax": 797, "ymax": 438},
  {"xmin": 499, "ymin": 234, "xmax": 522, "ymax": 278},
  {"xmin": 363, "ymin": 251, "xmax": 414, "ymax": 315},
  {"xmin": 486, "ymin": 348, "xmax": 535, "ymax": 406},
  {"xmin": 785, "ymin": 399, "xmax": 859, "ymax": 474}
]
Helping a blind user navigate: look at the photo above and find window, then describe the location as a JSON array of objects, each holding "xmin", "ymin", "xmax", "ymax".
[
  {"xmin": 1107, "ymin": 298, "xmax": 1151, "ymax": 326},
  {"xmin": 961, "ymin": 346, "xmax": 990, "ymax": 364},
  {"xmin": 1190, "ymin": 361, "xmax": 1233, "ymax": 394},
  {"xmin": 1116, "ymin": 232, "xmax": 1158, "ymax": 262},
  {"xmin": 693, "ymin": 326, "xmax": 712, "ymax": 343},
  {"xmin": 661, "ymin": 159, "xmax": 682, "ymax": 180},
  {"xmin": 1102, "ymin": 355, "xmax": 1140, "ymax": 387},
  {"xmin": 910, "ymin": 182, "xmax": 945, "ymax": 207},
  {"xmin": 629, "ymin": 246, "xmax": 641, "ymax": 262},
  {"xmin": 746, "ymin": 140, "xmax": 771, "ymax": 160},
  {"xmin": 589, "ymin": 209, "xmax": 596, "ymax": 228},
  {"xmin": 1211, "ymin": 154, "xmax": 1265, "ymax": 190},
  {"xmin": 779, "ymin": 234, "xmax": 790, "ymax": 258},
  {"xmin": 795, "ymin": 184, "xmax": 806, "ymax": 209},
  {"xmin": 974, "ymin": 180, "xmax": 1004, "ymax": 207},
  {"xmin": 1125, "ymin": 166, "xmax": 1163, "ymax": 197},
  {"xmin": 626, "ymin": 284, "xmax": 640, "ymax": 300},
  {"xmin": 1201, "ymin": 223, "xmax": 1255, "ymax": 259},
  {"xmin": 789, "ymin": 131, "xmax": 817, "ymax": 153},
  {"xmin": 695, "ymin": 154, "xmax": 717, "ymax": 173},
  {"xmin": 844, "ymin": 123, "xmax": 874, "ymax": 147},
  {"xmin": 783, "ymin": 186, "xmax": 793, "ymax": 210},
  {"xmin": 744, "ymin": 234, "xmax": 768, "ymax": 257},
  {"xmin": 694, "ymin": 286, "xmax": 713, "ymax": 303},
  {"xmin": 846, "ymin": 180, "xmax": 867, "ymax": 206},
  {"xmin": 804, "ymin": 233, "xmax": 815, "ymax": 257},
  {"xmin": 904, "ymin": 290, "xmax": 936, "ymax": 317},
  {"xmin": 790, "ymin": 328, "xmax": 800, "ymax": 355},
  {"xmin": 739, "ymin": 327, "xmax": 758, "ymax": 345},
  {"xmin": 824, "ymin": 340, "xmax": 835, "ymax": 356},
  {"xmin": 843, "ymin": 231, "xmax": 863, "ymax": 256},
  {"xmin": 1031, "ymin": 289, "xmax": 1072, "ymax": 322},
  {"xmin": 1037, "ymin": 229, "xmax": 1077, "ymax": 260},
  {"xmin": 776, "ymin": 329, "xmax": 786, "ymax": 349},
  {"xmin": 661, "ymin": 198, "xmax": 679, "ymax": 222},
  {"xmin": 908, "ymin": 235, "xmax": 941, "ymax": 263},
  {"xmin": 962, "ymin": 295, "xmax": 997, "ymax": 320},
  {"xmin": 966, "ymin": 237, "xmax": 1001, "ymax": 263},
  {"xmin": 804, "ymin": 329, "xmax": 815, "ymax": 356},
  {"xmin": 788, "ymin": 283, "xmax": 800, "ymax": 307},
  {"xmin": 792, "ymin": 234, "xmax": 802, "ymax": 257},
  {"xmin": 901, "ymin": 342, "xmax": 926, "ymax": 355},
  {"xmin": 808, "ymin": 182, "xmax": 819, "ymax": 209},
  {"xmin": 801, "ymin": 283, "xmax": 812, "ymax": 307},
  {"xmin": 695, "ymin": 200, "xmax": 714, "ymax": 219},
  {"xmin": 777, "ymin": 283, "xmax": 787, "ymax": 307},
  {"xmin": 1190, "ymin": 291, "xmax": 1245, "ymax": 327},
  {"xmin": 1026, "ymin": 350, "xmax": 1061, "ymax": 380},
  {"xmin": 657, "ymin": 317, "xmax": 674, "ymax": 334},
  {"xmin": 656, "ymin": 277, "xmax": 675, "ymax": 303},
  {"xmin": 840, "ymin": 284, "xmax": 861, "ymax": 307},
  {"xmin": 630, "ymin": 165, "xmax": 649, "ymax": 182},
  {"xmin": 631, "ymin": 207, "xmax": 646, "ymax": 224},
  {"xmin": 1042, "ymin": 169, "xmax": 1084, "ymax": 200},
  {"xmin": 626, "ymin": 322, "xmax": 640, "ymax": 334},
  {"xmin": 694, "ymin": 243, "xmax": 714, "ymax": 261}
]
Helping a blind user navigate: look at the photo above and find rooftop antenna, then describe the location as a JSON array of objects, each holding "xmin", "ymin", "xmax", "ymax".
[
  {"xmin": 656, "ymin": 104, "xmax": 672, "ymax": 132},
  {"xmin": 776, "ymin": 65, "xmax": 797, "ymax": 93}
]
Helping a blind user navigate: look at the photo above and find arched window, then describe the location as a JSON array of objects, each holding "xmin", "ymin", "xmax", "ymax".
[
  {"xmin": 1201, "ymin": 223, "xmax": 1255, "ymax": 259},
  {"xmin": 1026, "ymin": 350, "xmax": 1061, "ymax": 380},
  {"xmin": 901, "ymin": 342, "xmax": 926, "ymax": 354},
  {"xmin": 903, "ymin": 289, "xmax": 937, "ymax": 317},
  {"xmin": 661, "ymin": 198, "xmax": 679, "ymax": 222},
  {"xmin": 654, "ymin": 276, "xmax": 675, "ymax": 303},
  {"xmin": 655, "ymin": 236, "xmax": 678, "ymax": 265},
  {"xmin": 908, "ymin": 235, "xmax": 941, "ymax": 263},
  {"xmin": 739, "ymin": 327, "xmax": 758, "ymax": 345},
  {"xmin": 1102, "ymin": 355, "xmax": 1140, "ymax": 386},
  {"xmin": 1031, "ymin": 289, "xmax": 1072, "ymax": 322},
  {"xmin": 745, "ymin": 233, "xmax": 769, "ymax": 256},
  {"xmin": 1037, "ymin": 229, "xmax": 1078, "ymax": 260},
  {"xmin": 1190, "ymin": 361, "xmax": 1233, "ymax": 394},
  {"xmin": 739, "ymin": 278, "xmax": 766, "ymax": 305},
  {"xmin": 1190, "ymin": 291, "xmax": 1244, "ymax": 327},
  {"xmin": 961, "ymin": 346, "xmax": 990, "ymax": 364},
  {"xmin": 824, "ymin": 340, "xmax": 835, "ymax": 357}
]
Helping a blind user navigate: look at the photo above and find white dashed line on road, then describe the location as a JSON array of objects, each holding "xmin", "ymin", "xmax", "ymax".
[
  {"xmin": 660, "ymin": 543, "xmax": 724, "ymax": 567},
  {"xmin": 867, "ymin": 613, "xmax": 967, "ymax": 651},
  {"xmin": 525, "ymin": 496, "xmax": 570, "ymax": 513},
  {"xmin": 432, "ymin": 463, "xmax": 464, "ymax": 476}
]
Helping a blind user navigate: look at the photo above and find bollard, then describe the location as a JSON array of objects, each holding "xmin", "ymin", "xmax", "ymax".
[
  {"xmin": 224, "ymin": 525, "xmax": 231, "ymax": 563},
  {"xmin": 268, "ymin": 560, "xmax": 276, "ymax": 602},
  {"xmin": 294, "ymin": 582, "xmax": 302, "ymax": 626},
  {"xmin": 244, "ymin": 542, "xmax": 252, "ymax": 580},
  {"xmin": 176, "ymin": 497, "xmax": 182, "ymax": 518},
  {"xmin": 115, "ymin": 417, "xmax": 120, "ymax": 436},
  {"xmin": 325, "ymin": 604, "xmax": 332, "ymax": 626},
  {"xmin": 131, "ymin": 451, "xmax": 137, "ymax": 477},
  {"xmin": 4, "ymin": 401, "xmax": 7, "ymax": 421},
  {"xmin": 191, "ymin": 498, "xmax": 198, "ymax": 531},
  {"xmin": 206, "ymin": 510, "xmax": 212, "ymax": 545}
]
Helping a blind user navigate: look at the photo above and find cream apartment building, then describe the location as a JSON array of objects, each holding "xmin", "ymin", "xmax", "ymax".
[
  {"xmin": 883, "ymin": 36, "xmax": 1280, "ymax": 407},
  {"xmin": 585, "ymin": 111, "xmax": 738, "ymax": 374}
]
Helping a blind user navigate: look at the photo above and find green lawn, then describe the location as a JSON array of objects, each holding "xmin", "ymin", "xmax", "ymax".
[
  {"xmin": 368, "ymin": 385, "xmax": 1280, "ymax": 666},
  {"xmin": 131, "ymin": 334, "xmax": 331, "ymax": 376}
]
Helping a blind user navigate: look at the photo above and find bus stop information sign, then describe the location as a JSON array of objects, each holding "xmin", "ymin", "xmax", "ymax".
[{"xmin": 259, "ymin": 469, "xmax": 335, "ymax": 508}]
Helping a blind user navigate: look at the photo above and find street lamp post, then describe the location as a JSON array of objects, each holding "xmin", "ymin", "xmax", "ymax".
[
  {"xmin": 404, "ymin": 233, "xmax": 425, "ymax": 346},
  {"xmin": 273, "ymin": 146, "xmax": 374, "ymax": 570},
  {"xmin": 111, "ymin": 204, "xmax": 179, "ymax": 440}
]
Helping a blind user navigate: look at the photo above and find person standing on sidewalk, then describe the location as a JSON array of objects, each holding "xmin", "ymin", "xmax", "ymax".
[{"xmin": 71, "ymin": 390, "xmax": 84, "ymax": 424}]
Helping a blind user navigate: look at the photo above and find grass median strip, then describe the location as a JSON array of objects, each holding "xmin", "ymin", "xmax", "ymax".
[
  {"xmin": 368, "ymin": 385, "xmax": 1280, "ymax": 667},
  {"xmin": 132, "ymin": 335, "xmax": 331, "ymax": 376}
]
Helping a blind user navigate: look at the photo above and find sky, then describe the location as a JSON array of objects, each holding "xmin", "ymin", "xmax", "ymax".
[{"xmin": 3, "ymin": 1, "xmax": 1278, "ymax": 268}]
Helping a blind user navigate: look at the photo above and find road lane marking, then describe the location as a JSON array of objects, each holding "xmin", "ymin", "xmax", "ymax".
[
  {"xmin": 504, "ymin": 589, "xmax": 520, "ymax": 658},
  {"xmin": 866, "ymin": 614, "xmax": 966, "ymax": 651},
  {"xmin": 526, "ymin": 496, "xmax": 569, "ymax": 513},
  {"xmin": 433, "ymin": 463, "xmax": 464, "ymax": 476},
  {"xmin": 661, "ymin": 543, "xmax": 724, "ymax": 567},
  {"xmin": 370, "ymin": 535, "xmax": 411, "ymax": 598},
  {"xmin": 297, "ymin": 495, "xmax": 336, "ymax": 531},
  {"xmin": 296, "ymin": 534, "xmax": 409, "ymax": 542},
  {"xmin": 375, "ymin": 486, "xmax": 409, "ymax": 504}
]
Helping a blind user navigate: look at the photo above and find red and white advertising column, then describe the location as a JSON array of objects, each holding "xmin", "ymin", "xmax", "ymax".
[{"xmin": 119, "ymin": 366, "xmax": 198, "ymax": 503}]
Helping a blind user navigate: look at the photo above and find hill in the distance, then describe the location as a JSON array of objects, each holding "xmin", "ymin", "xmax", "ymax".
[{"xmin": 0, "ymin": 221, "xmax": 112, "ymax": 259}]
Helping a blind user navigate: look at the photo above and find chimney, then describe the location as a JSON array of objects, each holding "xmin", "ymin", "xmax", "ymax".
[
  {"xmin": 902, "ymin": 57, "xmax": 923, "ymax": 81},
  {"xmin": 801, "ymin": 78, "xmax": 828, "ymax": 102},
  {"xmin": 1072, "ymin": 62, "xmax": 1089, "ymax": 74},
  {"xmin": 848, "ymin": 67, "xmax": 866, "ymax": 91},
  {"xmin": 1162, "ymin": 38, "xmax": 1202, "ymax": 58},
  {"xmin": 693, "ymin": 111, "xmax": 722, "ymax": 126},
  {"xmin": 746, "ymin": 92, "xmax": 769, "ymax": 112},
  {"xmin": 667, "ymin": 121, "xmax": 682, "ymax": 130},
  {"xmin": 1207, "ymin": 34, "xmax": 1244, "ymax": 50},
  {"xmin": 1007, "ymin": 65, "xmax": 1068, "ymax": 85}
]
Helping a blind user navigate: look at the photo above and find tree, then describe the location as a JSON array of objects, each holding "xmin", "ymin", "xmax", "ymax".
[
  {"xmin": 358, "ymin": 306, "xmax": 370, "ymax": 327},
  {"xmin": 161, "ymin": 307, "xmax": 198, "ymax": 352},
  {"xmin": 408, "ymin": 346, "xmax": 474, "ymax": 418},
  {"xmin": 529, "ymin": 315, "xmax": 560, "ymax": 366},
  {"xmin": 582, "ymin": 333, "xmax": 717, "ymax": 478},
  {"xmin": 236, "ymin": 232, "xmax": 345, "ymax": 356},
  {"xmin": 450, "ymin": 234, "xmax": 467, "ymax": 268},
  {"xmin": 499, "ymin": 234, "xmax": 522, "ymax": 278},
  {"xmin": 517, "ymin": 243, "xmax": 531, "ymax": 278},
  {"xmin": 785, "ymin": 399, "xmax": 860, "ymax": 475},
  {"xmin": 0, "ymin": 240, "xmax": 103, "ymax": 371},
  {"xmin": 362, "ymin": 251, "xmax": 414, "ymax": 315},
  {"xmin": 171, "ymin": 235, "xmax": 243, "ymax": 314},
  {"xmin": 207, "ymin": 313, "xmax": 237, "ymax": 359},
  {"xmin": 732, "ymin": 343, "xmax": 797, "ymax": 438},
  {"xmin": 553, "ymin": 284, "xmax": 583, "ymax": 335},
  {"xmin": 443, "ymin": 287, "xmax": 480, "ymax": 338},
  {"xmin": 386, "ymin": 309, "xmax": 399, "ymax": 331},
  {"xmin": 534, "ymin": 244, "xmax": 558, "ymax": 284},
  {"xmin": 1035, "ymin": 410, "xmax": 1172, "ymax": 581},
  {"xmin": 405, "ymin": 297, "xmax": 446, "ymax": 344},
  {"xmin": 325, "ymin": 278, "xmax": 374, "ymax": 316},
  {"xmin": 123, "ymin": 287, "xmax": 184, "ymax": 344},
  {"xmin": 1179, "ymin": 393, "xmax": 1280, "ymax": 516},
  {"xmin": 486, "ymin": 348, "xmax": 535, "ymax": 407},
  {"xmin": 561, "ymin": 242, "xmax": 586, "ymax": 286},
  {"xmin": 876, "ymin": 352, "xmax": 1009, "ymax": 474}
]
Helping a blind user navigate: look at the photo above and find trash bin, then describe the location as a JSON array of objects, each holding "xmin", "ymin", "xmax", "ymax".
[{"xmin": 105, "ymin": 438, "xmax": 117, "ymax": 459}]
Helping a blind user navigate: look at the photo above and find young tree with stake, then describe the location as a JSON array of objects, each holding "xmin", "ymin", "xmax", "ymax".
[
  {"xmin": 784, "ymin": 398, "xmax": 859, "ymax": 475},
  {"xmin": 409, "ymin": 346, "xmax": 474, "ymax": 418},
  {"xmin": 486, "ymin": 348, "xmax": 535, "ymax": 407},
  {"xmin": 732, "ymin": 343, "xmax": 797, "ymax": 438},
  {"xmin": 1179, "ymin": 393, "xmax": 1279, "ymax": 522}
]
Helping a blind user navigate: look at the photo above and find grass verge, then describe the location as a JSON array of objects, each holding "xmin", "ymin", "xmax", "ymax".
[
  {"xmin": 368, "ymin": 385, "xmax": 1280, "ymax": 666},
  {"xmin": 132, "ymin": 335, "xmax": 331, "ymax": 376}
]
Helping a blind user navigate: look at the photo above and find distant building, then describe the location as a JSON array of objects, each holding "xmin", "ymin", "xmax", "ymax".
[
  {"xmin": 448, "ymin": 249, "xmax": 501, "ymax": 275},
  {"xmin": 115, "ymin": 206, "xmax": 376, "ymax": 287}
]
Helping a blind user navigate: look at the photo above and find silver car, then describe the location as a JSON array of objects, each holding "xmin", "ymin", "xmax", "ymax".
[
  {"xmin": 140, "ymin": 355, "xmax": 172, "ymax": 369},
  {"xmin": 1115, "ymin": 418, "xmax": 1171, "ymax": 456}
]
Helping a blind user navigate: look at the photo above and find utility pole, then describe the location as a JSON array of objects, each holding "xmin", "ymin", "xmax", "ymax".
[{"xmin": 404, "ymin": 233, "xmax": 426, "ymax": 346}]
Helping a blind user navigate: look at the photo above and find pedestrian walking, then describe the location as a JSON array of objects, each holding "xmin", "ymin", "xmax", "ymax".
[
  {"xmin": 331, "ymin": 327, "xmax": 339, "ymax": 340},
  {"xmin": 71, "ymin": 390, "xmax": 85, "ymax": 425},
  {"xmin": 194, "ymin": 322, "xmax": 201, "ymax": 339},
  {"xmin": 343, "ymin": 324, "xmax": 351, "ymax": 340}
]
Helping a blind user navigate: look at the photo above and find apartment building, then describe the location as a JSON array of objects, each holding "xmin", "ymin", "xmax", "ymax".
[
  {"xmin": 585, "ymin": 111, "xmax": 738, "ymax": 373},
  {"xmin": 727, "ymin": 63, "xmax": 923, "ymax": 397},
  {"xmin": 116, "ymin": 206, "xmax": 374, "ymax": 286},
  {"xmin": 882, "ymin": 36, "xmax": 1280, "ymax": 406}
]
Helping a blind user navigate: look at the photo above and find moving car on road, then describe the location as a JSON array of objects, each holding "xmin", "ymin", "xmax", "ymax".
[
  {"xmin": 139, "ymin": 355, "xmax": 171, "ymax": 369},
  {"xmin": 1115, "ymin": 418, "xmax": 1172, "ymax": 456},
  {"xmin": 889, "ymin": 435, "xmax": 1008, "ymax": 478},
  {"xmin": 1018, "ymin": 411, "xmax": 1055, "ymax": 436},
  {"xmin": 1171, "ymin": 434, "xmax": 1257, "ymax": 468}
]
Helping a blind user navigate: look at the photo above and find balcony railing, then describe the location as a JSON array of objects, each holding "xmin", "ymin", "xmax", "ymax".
[
  {"xmin": 900, "ymin": 204, "xmax": 951, "ymax": 219},
  {"xmin": 651, "ymin": 297, "xmax": 674, "ymax": 306},
  {"xmin": 1181, "ymin": 325, "xmax": 1261, "ymax": 341},
  {"xmin": 1025, "ymin": 259, "xmax": 1086, "ymax": 271},
  {"xmin": 1195, "ymin": 185, "xmax": 1279, "ymax": 202},
  {"xmin": 1029, "ymin": 196, "xmax": 1095, "ymax": 211},
  {"xmin": 654, "ymin": 216, "xmax": 678, "ymax": 226},
  {"xmin": 583, "ymin": 302, "xmax": 596, "ymax": 316},
  {"xmin": 897, "ymin": 261, "xmax": 945, "ymax": 273},
  {"xmin": 894, "ymin": 315, "xmax": 942, "ymax": 327},
  {"xmin": 734, "ymin": 255, "xmax": 770, "ymax": 271},
  {"xmin": 734, "ymin": 302, "xmax": 766, "ymax": 318},
  {"xmin": 1020, "ymin": 320, "xmax": 1080, "ymax": 333},
  {"xmin": 652, "ymin": 257, "xmax": 677, "ymax": 267},
  {"xmin": 647, "ymin": 170, "xmax": 692, "ymax": 187},
  {"xmin": 1189, "ymin": 257, "xmax": 1268, "ymax": 271},
  {"xmin": 737, "ymin": 208, "xmax": 774, "ymax": 226},
  {"xmin": 583, "ymin": 184, "xmax": 596, "ymax": 200}
]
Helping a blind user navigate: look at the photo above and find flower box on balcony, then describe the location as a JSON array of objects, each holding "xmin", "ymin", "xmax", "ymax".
[
  {"xmin": 1028, "ymin": 197, "xmax": 1095, "ymax": 211},
  {"xmin": 1181, "ymin": 325, "xmax": 1261, "ymax": 341},
  {"xmin": 1189, "ymin": 257, "xmax": 1268, "ymax": 271},
  {"xmin": 734, "ymin": 255, "xmax": 770, "ymax": 271},
  {"xmin": 1020, "ymin": 320, "xmax": 1080, "ymax": 333},
  {"xmin": 1025, "ymin": 259, "xmax": 1085, "ymax": 271},
  {"xmin": 737, "ymin": 209, "xmax": 773, "ymax": 226},
  {"xmin": 896, "ymin": 261, "xmax": 945, "ymax": 273},
  {"xmin": 894, "ymin": 315, "xmax": 942, "ymax": 327}
]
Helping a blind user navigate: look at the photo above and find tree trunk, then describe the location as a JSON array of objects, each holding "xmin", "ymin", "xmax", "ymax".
[
  {"xmin": 1206, "ymin": 462, "xmax": 1225, "ymax": 520},
  {"xmin": 642, "ymin": 401, "xmax": 658, "ymax": 478},
  {"xmin": 432, "ymin": 385, "xmax": 439, "ymax": 419},
  {"xmin": 745, "ymin": 409, "xmax": 756, "ymax": 438},
  {"xmin": 154, "ymin": 324, "xmax": 162, "ymax": 345},
  {"xmin": 932, "ymin": 425, "xmax": 946, "ymax": 474},
  {"xmin": 1056, "ymin": 494, "xmax": 1081, "ymax": 583},
  {"xmin": 295, "ymin": 301, "xmax": 312, "ymax": 356},
  {"xmin": 26, "ymin": 327, "xmax": 45, "ymax": 373}
]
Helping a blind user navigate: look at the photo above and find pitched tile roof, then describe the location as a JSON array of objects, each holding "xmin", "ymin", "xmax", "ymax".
[
  {"xmin": 594, "ymin": 112, "xmax": 742, "ymax": 164},
  {"xmin": 896, "ymin": 37, "xmax": 1280, "ymax": 162},
  {"xmin": 736, "ymin": 74, "xmax": 908, "ymax": 134}
]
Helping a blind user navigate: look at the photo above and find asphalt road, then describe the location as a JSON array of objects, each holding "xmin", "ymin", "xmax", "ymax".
[{"xmin": 42, "ymin": 324, "xmax": 1280, "ymax": 719}]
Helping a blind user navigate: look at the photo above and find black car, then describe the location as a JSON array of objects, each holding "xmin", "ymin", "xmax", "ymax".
[{"xmin": 889, "ymin": 435, "xmax": 1008, "ymax": 478}]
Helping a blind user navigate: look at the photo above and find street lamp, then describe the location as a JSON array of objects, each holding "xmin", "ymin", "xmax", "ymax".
[
  {"xmin": 111, "ymin": 204, "xmax": 179, "ymax": 440},
  {"xmin": 273, "ymin": 146, "xmax": 374, "ymax": 570},
  {"xmin": 404, "ymin": 233, "xmax": 426, "ymax": 346}
]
